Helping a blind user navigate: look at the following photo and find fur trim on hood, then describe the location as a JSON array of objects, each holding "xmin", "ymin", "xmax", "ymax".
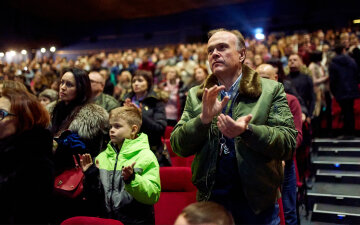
[
  {"xmin": 68, "ymin": 103, "xmax": 109, "ymax": 140},
  {"xmin": 47, "ymin": 101, "xmax": 109, "ymax": 140},
  {"xmin": 196, "ymin": 64, "xmax": 262, "ymax": 99}
]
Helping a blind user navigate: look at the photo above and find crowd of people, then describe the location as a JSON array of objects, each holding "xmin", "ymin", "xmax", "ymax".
[{"xmin": 0, "ymin": 26, "xmax": 359, "ymax": 224}]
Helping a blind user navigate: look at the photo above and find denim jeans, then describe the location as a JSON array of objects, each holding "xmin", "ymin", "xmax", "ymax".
[
  {"xmin": 210, "ymin": 189, "xmax": 280, "ymax": 224},
  {"xmin": 282, "ymin": 159, "xmax": 297, "ymax": 225}
]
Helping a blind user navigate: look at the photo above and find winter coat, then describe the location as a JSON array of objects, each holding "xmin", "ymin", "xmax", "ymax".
[
  {"xmin": 47, "ymin": 102, "xmax": 109, "ymax": 173},
  {"xmin": 170, "ymin": 64, "xmax": 297, "ymax": 215},
  {"xmin": 93, "ymin": 92, "xmax": 120, "ymax": 113},
  {"xmin": 84, "ymin": 133, "xmax": 161, "ymax": 224},
  {"xmin": 0, "ymin": 127, "xmax": 54, "ymax": 224},
  {"xmin": 329, "ymin": 54, "xmax": 360, "ymax": 101},
  {"xmin": 122, "ymin": 90, "xmax": 169, "ymax": 166}
]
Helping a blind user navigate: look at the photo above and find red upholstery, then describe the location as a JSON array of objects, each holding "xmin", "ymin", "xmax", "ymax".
[
  {"xmin": 278, "ymin": 197, "xmax": 285, "ymax": 225},
  {"xmin": 321, "ymin": 91, "xmax": 360, "ymax": 130},
  {"xmin": 61, "ymin": 216, "xmax": 123, "ymax": 225},
  {"xmin": 155, "ymin": 167, "xmax": 197, "ymax": 225},
  {"xmin": 164, "ymin": 139, "xmax": 195, "ymax": 167},
  {"xmin": 164, "ymin": 126, "xmax": 174, "ymax": 140}
]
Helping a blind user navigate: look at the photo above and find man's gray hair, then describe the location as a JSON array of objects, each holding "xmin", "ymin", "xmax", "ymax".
[{"xmin": 208, "ymin": 28, "xmax": 246, "ymax": 51}]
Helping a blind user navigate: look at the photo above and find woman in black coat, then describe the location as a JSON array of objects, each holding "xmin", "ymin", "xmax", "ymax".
[
  {"xmin": 121, "ymin": 70, "xmax": 170, "ymax": 166},
  {"xmin": 0, "ymin": 87, "xmax": 54, "ymax": 224},
  {"xmin": 47, "ymin": 68, "xmax": 109, "ymax": 222}
]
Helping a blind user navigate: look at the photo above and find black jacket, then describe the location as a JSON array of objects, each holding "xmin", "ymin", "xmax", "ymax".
[
  {"xmin": 329, "ymin": 54, "xmax": 360, "ymax": 101},
  {"xmin": 288, "ymin": 71, "xmax": 316, "ymax": 117},
  {"xmin": 0, "ymin": 127, "xmax": 54, "ymax": 224},
  {"xmin": 122, "ymin": 90, "xmax": 168, "ymax": 165}
]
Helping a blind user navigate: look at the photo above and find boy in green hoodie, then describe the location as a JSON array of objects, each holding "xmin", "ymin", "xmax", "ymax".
[{"xmin": 80, "ymin": 105, "xmax": 161, "ymax": 224}]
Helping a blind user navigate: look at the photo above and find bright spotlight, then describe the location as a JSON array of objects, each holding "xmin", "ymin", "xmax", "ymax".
[
  {"xmin": 40, "ymin": 48, "xmax": 46, "ymax": 53},
  {"xmin": 0, "ymin": 52, "xmax": 4, "ymax": 57},
  {"xmin": 7, "ymin": 50, "xmax": 16, "ymax": 57},
  {"xmin": 50, "ymin": 46, "xmax": 56, "ymax": 52},
  {"xmin": 353, "ymin": 19, "xmax": 360, "ymax": 24},
  {"xmin": 255, "ymin": 33, "xmax": 265, "ymax": 40},
  {"xmin": 254, "ymin": 27, "xmax": 265, "ymax": 40},
  {"xmin": 21, "ymin": 49, "xmax": 27, "ymax": 55}
]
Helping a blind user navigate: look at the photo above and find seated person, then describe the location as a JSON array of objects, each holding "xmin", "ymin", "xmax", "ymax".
[
  {"xmin": 80, "ymin": 105, "xmax": 161, "ymax": 225},
  {"xmin": 174, "ymin": 202, "xmax": 234, "ymax": 225}
]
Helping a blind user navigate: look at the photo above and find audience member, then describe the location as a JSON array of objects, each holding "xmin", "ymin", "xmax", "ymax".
[
  {"xmin": 121, "ymin": 70, "xmax": 169, "ymax": 166},
  {"xmin": 0, "ymin": 88, "xmax": 54, "ymax": 224},
  {"xmin": 89, "ymin": 70, "xmax": 119, "ymax": 112},
  {"xmin": 174, "ymin": 202, "xmax": 234, "ymax": 225},
  {"xmin": 80, "ymin": 106, "xmax": 160, "ymax": 224}
]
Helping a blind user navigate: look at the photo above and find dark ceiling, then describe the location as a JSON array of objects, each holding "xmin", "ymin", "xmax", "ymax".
[
  {"xmin": 5, "ymin": 0, "xmax": 247, "ymax": 21},
  {"xmin": 0, "ymin": 0, "xmax": 359, "ymax": 50}
]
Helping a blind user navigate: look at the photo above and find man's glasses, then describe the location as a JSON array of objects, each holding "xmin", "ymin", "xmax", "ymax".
[{"xmin": 0, "ymin": 109, "xmax": 16, "ymax": 121}]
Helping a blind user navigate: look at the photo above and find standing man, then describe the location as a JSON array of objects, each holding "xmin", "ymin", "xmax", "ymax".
[
  {"xmin": 257, "ymin": 64, "xmax": 303, "ymax": 225},
  {"xmin": 329, "ymin": 44, "xmax": 360, "ymax": 137},
  {"xmin": 170, "ymin": 28, "xmax": 297, "ymax": 224},
  {"xmin": 89, "ymin": 71, "xmax": 119, "ymax": 113}
]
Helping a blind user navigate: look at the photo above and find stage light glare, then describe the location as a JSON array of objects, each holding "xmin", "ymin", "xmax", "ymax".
[
  {"xmin": 353, "ymin": 19, "xmax": 360, "ymax": 24},
  {"xmin": 50, "ymin": 46, "xmax": 56, "ymax": 52},
  {"xmin": 7, "ymin": 50, "xmax": 16, "ymax": 57},
  {"xmin": 40, "ymin": 48, "xmax": 46, "ymax": 53},
  {"xmin": 255, "ymin": 33, "xmax": 265, "ymax": 40},
  {"xmin": 0, "ymin": 52, "xmax": 4, "ymax": 57},
  {"xmin": 21, "ymin": 50, "xmax": 27, "ymax": 55}
]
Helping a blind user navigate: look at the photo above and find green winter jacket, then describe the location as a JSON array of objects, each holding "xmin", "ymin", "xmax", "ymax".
[
  {"xmin": 85, "ymin": 133, "xmax": 160, "ymax": 224},
  {"xmin": 170, "ymin": 64, "xmax": 297, "ymax": 215}
]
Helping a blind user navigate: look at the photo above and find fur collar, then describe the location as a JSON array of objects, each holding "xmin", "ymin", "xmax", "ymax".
[
  {"xmin": 67, "ymin": 103, "xmax": 109, "ymax": 140},
  {"xmin": 196, "ymin": 64, "xmax": 262, "ymax": 99}
]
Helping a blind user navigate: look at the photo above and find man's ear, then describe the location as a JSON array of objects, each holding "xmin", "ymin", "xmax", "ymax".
[
  {"xmin": 131, "ymin": 125, "xmax": 139, "ymax": 138},
  {"xmin": 239, "ymin": 49, "xmax": 246, "ymax": 63}
]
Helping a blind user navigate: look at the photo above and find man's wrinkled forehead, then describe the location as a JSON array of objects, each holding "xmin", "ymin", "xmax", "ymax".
[{"xmin": 208, "ymin": 31, "xmax": 237, "ymax": 47}]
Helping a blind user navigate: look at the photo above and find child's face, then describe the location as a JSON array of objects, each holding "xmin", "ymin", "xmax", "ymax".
[{"xmin": 109, "ymin": 117, "xmax": 134, "ymax": 145}]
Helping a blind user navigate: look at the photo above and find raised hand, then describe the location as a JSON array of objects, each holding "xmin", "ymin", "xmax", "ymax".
[
  {"xmin": 79, "ymin": 153, "xmax": 93, "ymax": 172},
  {"xmin": 124, "ymin": 98, "xmax": 141, "ymax": 109},
  {"xmin": 217, "ymin": 114, "xmax": 252, "ymax": 138},
  {"xmin": 122, "ymin": 162, "xmax": 136, "ymax": 181},
  {"xmin": 200, "ymin": 85, "xmax": 230, "ymax": 124}
]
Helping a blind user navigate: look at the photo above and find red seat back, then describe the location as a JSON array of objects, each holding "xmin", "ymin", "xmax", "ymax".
[{"xmin": 155, "ymin": 167, "xmax": 197, "ymax": 225}]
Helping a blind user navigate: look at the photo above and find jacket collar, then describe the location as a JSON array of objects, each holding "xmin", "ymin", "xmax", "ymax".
[{"xmin": 196, "ymin": 64, "xmax": 262, "ymax": 100}]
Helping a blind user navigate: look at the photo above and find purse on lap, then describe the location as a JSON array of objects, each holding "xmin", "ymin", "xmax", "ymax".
[{"xmin": 54, "ymin": 155, "xmax": 84, "ymax": 199}]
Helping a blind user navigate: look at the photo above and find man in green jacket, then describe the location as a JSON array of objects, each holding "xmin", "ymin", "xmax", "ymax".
[{"xmin": 170, "ymin": 28, "xmax": 297, "ymax": 224}]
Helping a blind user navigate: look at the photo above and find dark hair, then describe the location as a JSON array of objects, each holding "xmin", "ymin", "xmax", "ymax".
[
  {"xmin": 180, "ymin": 202, "xmax": 234, "ymax": 225},
  {"xmin": 334, "ymin": 43, "xmax": 345, "ymax": 55},
  {"xmin": 267, "ymin": 58, "xmax": 285, "ymax": 83},
  {"xmin": 309, "ymin": 51, "xmax": 323, "ymax": 63},
  {"xmin": 50, "ymin": 68, "xmax": 91, "ymax": 135},
  {"xmin": 132, "ymin": 70, "xmax": 153, "ymax": 92},
  {"xmin": 2, "ymin": 88, "xmax": 50, "ymax": 135}
]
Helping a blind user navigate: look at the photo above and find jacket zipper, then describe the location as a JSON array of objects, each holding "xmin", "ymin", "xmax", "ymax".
[{"xmin": 109, "ymin": 145, "xmax": 120, "ymax": 217}]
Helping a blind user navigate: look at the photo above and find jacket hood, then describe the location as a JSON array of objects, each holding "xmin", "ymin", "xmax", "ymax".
[
  {"xmin": 196, "ymin": 64, "xmax": 262, "ymax": 99},
  {"xmin": 106, "ymin": 133, "xmax": 150, "ymax": 157},
  {"xmin": 68, "ymin": 103, "xmax": 109, "ymax": 140}
]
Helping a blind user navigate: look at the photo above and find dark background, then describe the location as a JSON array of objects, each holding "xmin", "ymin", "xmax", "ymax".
[{"xmin": 0, "ymin": 0, "xmax": 359, "ymax": 50}]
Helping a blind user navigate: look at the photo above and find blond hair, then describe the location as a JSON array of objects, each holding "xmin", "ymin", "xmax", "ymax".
[{"xmin": 110, "ymin": 106, "xmax": 142, "ymax": 130}]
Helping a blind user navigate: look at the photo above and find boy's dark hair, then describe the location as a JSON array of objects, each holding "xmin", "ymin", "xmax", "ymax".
[
  {"xmin": 180, "ymin": 202, "xmax": 234, "ymax": 225},
  {"xmin": 110, "ymin": 106, "xmax": 142, "ymax": 131}
]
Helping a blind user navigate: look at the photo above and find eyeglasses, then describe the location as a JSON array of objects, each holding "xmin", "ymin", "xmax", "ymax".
[{"xmin": 0, "ymin": 109, "xmax": 16, "ymax": 121}]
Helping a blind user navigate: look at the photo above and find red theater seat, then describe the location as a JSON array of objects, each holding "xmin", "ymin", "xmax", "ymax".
[
  {"xmin": 61, "ymin": 216, "xmax": 124, "ymax": 225},
  {"xmin": 155, "ymin": 167, "xmax": 197, "ymax": 225}
]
